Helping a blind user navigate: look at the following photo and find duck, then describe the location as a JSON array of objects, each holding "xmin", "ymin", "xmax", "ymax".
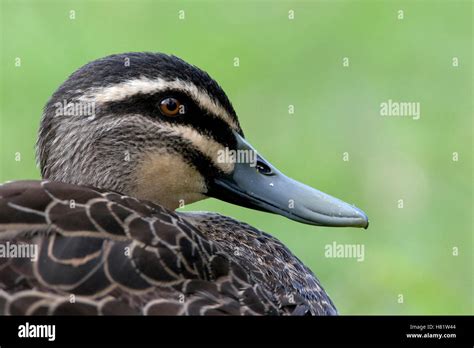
[{"xmin": 0, "ymin": 52, "xmax": 368, "ymax": 316}]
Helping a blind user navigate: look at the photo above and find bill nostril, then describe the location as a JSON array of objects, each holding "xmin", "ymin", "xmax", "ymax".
[{"xmin": 255, "ymin": 160, "xmax": 273, "ymax": 175}]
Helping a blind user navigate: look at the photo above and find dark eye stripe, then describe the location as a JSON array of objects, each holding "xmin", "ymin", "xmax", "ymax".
[
  {"xmin": 157, "ymin": 132, "xmax": 225, "ymax": 184},
  {"xmin": 100, "ymin": 91, "xmax": 237, "ymax": 149}
]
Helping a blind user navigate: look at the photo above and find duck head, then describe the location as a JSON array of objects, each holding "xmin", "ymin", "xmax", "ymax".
[{"xmin": 37, "ymin": 52, "xmax": 368, "ymax": 228}]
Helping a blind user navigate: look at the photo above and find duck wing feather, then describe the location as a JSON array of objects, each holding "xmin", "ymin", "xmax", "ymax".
[{"xmin": 0, "ymin": 180, "xmax": 291, "ymax": 315}]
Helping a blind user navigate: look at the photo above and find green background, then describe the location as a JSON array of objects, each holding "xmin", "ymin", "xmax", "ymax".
[{"xmin": 0, "ymin": 0, "xmax": 472, "ymax": 314}]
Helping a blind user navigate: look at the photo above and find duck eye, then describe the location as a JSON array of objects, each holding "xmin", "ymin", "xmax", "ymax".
[{"xmin": 159, "ymin": 97, "xmax": 183, "ymax": 117}]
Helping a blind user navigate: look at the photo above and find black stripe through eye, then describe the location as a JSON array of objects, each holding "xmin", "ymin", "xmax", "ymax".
[
  {"xmin": 101, "ymin": 91, "xmax": 237, "ymax": 149},
  {"xmin": 155, "ymin": 132, "xmax": 226, "ymax": 181}
]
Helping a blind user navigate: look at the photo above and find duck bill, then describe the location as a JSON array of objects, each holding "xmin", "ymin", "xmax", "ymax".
[{"xmin": 208, "ymin": 132, "xmax": 369, "ymax": 228}]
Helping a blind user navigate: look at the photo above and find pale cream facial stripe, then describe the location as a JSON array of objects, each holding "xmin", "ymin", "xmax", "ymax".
[{"xmin": 78, "ymin": 77, "xmax": 239, "ymax": 131}]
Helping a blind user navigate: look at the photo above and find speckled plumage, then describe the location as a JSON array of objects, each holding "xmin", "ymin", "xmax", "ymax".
[
  {"xmin": 0, "ymin": 181, "xmax": 336, "ymax": 315},
  {"xmin": 0, "ymin": 52, "xmax": 341, "ymax": 316}
]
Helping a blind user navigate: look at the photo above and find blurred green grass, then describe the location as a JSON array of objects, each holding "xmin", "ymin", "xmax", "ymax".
[{"xmin": 0, "ymin": 0, "xmax": 472, "ymax": 314}]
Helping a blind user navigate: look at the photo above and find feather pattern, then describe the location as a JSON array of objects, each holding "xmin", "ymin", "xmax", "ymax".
[
  {"xmin": 0, "ymin": 52, "xmax": 353, "ymax": 316},
  {"xmin": 0, "ymin": 180, "xmax": 337, "ymax": 315}
]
